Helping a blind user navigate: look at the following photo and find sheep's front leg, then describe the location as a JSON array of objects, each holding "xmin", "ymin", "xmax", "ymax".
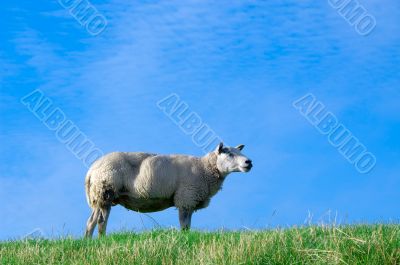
[{"xmin": 179, "ymin": 208, "xmax": 193, "ymax": 230}]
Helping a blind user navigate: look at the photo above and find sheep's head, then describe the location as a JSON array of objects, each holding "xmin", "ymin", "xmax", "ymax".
[{"xmin": 214, "ymin": 142, "xmax": 253, "ymax": 175}]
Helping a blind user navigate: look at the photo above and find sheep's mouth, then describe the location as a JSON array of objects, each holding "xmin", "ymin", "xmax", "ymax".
[{"xmin": 240, "ymin": 165, "xmax": 252, "ymax": 172}]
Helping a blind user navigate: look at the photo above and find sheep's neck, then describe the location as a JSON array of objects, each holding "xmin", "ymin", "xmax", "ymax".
[{"xmin": 201, "ymin": 153, "xmax": 227, "ymax": 196}]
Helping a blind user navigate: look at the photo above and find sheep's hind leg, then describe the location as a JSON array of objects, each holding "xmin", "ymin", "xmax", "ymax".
[
  {"xmin": 85, "ymin": 208, "xmax": 100, "ymax": 238},
  {"xmin": 98, "ymin": 206, "xmax": 111, "ymax": 237},
  {"xmin": 179, "ymin": 208, "xmax": 193, "ymax": 231}
]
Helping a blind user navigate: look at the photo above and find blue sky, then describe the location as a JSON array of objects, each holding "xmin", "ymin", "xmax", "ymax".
[{"xmin": 0, "ymin": 0, "xmax": 399, "ymax": 240}]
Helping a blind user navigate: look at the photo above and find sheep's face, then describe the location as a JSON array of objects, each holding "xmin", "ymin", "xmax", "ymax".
[{"xmin": 214, "ymin": 143, "xmax": 253, "ymax": 175}]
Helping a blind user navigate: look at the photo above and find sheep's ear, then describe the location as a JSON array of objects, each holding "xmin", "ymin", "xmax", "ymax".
[
  {"xmin": 236, "ymin": 144, "xmax": 245, "ymax": 151},
  {"xmin": 215, "ymin": 142, "xmax": 224, "ymax": 154}
]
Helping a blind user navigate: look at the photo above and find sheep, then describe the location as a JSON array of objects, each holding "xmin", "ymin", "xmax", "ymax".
[{"xmin": 84, "ymin": 142, "xmax": 253, "ymax": 238}]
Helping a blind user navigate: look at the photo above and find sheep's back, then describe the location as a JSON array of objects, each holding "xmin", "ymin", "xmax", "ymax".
[{"xmin": 133, "ymin": 155, "xmax": 202, "ymax": 199}]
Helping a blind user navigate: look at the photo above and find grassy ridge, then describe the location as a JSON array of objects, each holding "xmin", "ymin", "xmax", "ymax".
[{"xmin": 1, "ymin": 225, "xmax": 399, "ymax": 264}]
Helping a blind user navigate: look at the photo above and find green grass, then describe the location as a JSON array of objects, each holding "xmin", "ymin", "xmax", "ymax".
[{"xmin": 1, "ymin": 225, "xmax": 399, "ymax": 264}]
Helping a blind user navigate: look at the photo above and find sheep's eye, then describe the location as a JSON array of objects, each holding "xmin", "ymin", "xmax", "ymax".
[{"xmin": 228, "ymin": 153, "xmax": 234, "ymax": 158}]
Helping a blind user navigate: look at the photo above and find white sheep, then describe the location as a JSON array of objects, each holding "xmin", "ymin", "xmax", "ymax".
[{"xmin": 84, "ymin": 143, "xmax": 253, "ymax": 237}]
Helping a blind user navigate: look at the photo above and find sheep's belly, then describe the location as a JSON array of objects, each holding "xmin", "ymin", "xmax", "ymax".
[{"xmin": 115, "ymin": 196, "xmax": 174, "ymax": 213}]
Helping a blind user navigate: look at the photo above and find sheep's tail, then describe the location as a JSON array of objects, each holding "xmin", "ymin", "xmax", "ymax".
[{"xmin": 85, "ymin": 173, "xmax": 93, "ymax": 208}]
